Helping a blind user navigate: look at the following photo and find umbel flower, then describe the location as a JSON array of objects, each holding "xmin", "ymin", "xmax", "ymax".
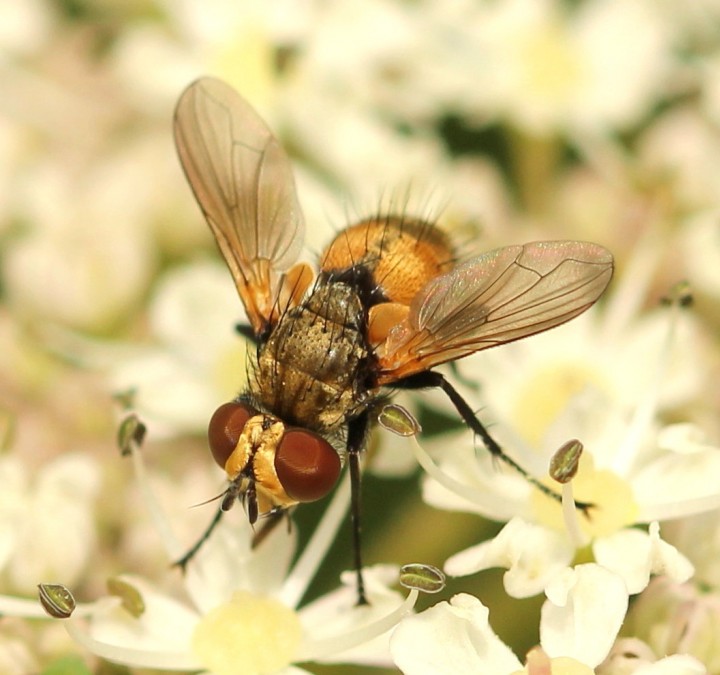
[
  {"xmin": 419, "ymin": 245, "xmax": 718, "ymax": 600},
  {"xmin": 390, "ymin": 586, "xmax": 706, "ymax": 674},
  {"xmin": 0, "ymin": 432, "xmax": 428, "ymax": 674}
]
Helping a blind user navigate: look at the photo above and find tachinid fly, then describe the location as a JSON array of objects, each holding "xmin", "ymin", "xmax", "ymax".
[{"xmin": 173, "ymin": 77, "xmax": 614, "ymax": 604}]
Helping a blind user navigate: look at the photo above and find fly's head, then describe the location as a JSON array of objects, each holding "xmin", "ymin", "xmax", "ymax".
[{"xmin": 208, "ymin": 402, "xmax": 342, "ymax": 522}]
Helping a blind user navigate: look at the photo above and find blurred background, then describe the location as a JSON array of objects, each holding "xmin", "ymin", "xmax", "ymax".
[{"xmin": 1, "ymin": 0, "xmax": 720, "ymax": 673}]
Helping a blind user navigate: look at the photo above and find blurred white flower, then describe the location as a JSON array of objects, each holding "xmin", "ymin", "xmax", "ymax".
[
  {"xmin": 112, "ymin": 0, "xmax": 316, "ymax": 112},
  {"xmin": 0, "ymin": 0, "xmax": 52, "ymax": 58},
  {"xmin": 678, "ymin": 209, "xmax": 720, "ymax": 299},
  {"xmin": 0, "ymin": 452, "xmax": 100, "ymax": 594},
  {"xmin": 108, "ymin": 260, "xmax": 247, "ymax": 437},
  {"xmin": 0, "ymin": 626, "xmax": 39, "ymax": 675},
  {"xmin": 598, "ymin": 637, "xmax": 707, "ymax": 675},
  {"xmin": 3, "ymin": 159, "xmax": 155, "ymax": 332},
  {"xmin": 663, "ymin": 505, "xmax": 720, "ymax": 591},
  {"xmin": 624, "ymin": 576, "xmax": 720, "ymax": 673},
  {"xmin": 639, "ymin": 107, "xmax": 720, "ymax": 211},
  {"xmin": 458, "ymin": 0, "xmax": 674, "ymax": 136}
]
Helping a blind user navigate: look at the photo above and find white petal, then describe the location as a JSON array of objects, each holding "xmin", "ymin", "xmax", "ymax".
[
  {"xmin": 299, "ymin": 565, "xmax": 401, "ymax": 666},
  {"xmin": 149, "ymin": 261, "xmax": 244, "ymax": 361},
  {"xmin": 633, "ymin": 435, "xmax": 720, "ymax": 521},
  {"xmin": 657, "ymin": 423, "xmax": 717, "ymax": 455},
  {"xmin": 541, "ymin": 564, "xmax": 628, "ymax": 667},
  {"xmin": 421, "ymin": 433, "xmax": 533, "ymax": 521},
  {"xmin": 634, "ymin": 654, "xmax": 708, "ymax": 675},
  {"xmin": 390, "ymin": 594, "xmax": 522, "ymax": 675},
  {"xmin": 88, "ymin": 576, "xmax": 199, "ymax": 651},
  {"xmin": 593, "ymin": 523, "xmax": 693, "ymax": 595},
  {"xmin": 183, "ymin": 515, "xmax": 296, "ymax": 615},
  {"xmin": 445, "ymin": 517, "xmax": 574, "ymax": 598}
]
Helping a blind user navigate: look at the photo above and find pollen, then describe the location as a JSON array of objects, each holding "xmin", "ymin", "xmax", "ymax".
[{"xmin": 192, "ymin": 591, "xmax": 302, "ymax": 675}]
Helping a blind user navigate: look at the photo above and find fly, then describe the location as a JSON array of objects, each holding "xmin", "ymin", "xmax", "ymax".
[{"xmin": 172, "ymin": 77, "xmax": 614, "ymax": 604}]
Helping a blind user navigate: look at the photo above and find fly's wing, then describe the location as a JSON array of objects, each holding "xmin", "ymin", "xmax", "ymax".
[
  {"xmin": 376, "ymin": 241, "xmax": 614, "ymax": 383},
  {"xmin": 174, "ymin": 77, "xmax": 307, "ymax": 336}
]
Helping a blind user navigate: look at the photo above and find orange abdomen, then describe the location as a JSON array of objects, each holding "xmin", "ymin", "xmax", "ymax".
[{"xmin": 320, "ymin": 216, "xmax": 455, "ymax": 305}]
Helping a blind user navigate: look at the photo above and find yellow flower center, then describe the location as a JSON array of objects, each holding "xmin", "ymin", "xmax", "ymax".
[
  {"xmin": 512, "ymin": 361, "xmax": 605, "ymax": 447},
  {"xmin": 192, "ymin": 591, "xmax": 302, "ymax": 675},
  {"xmin": 518, "ymin": 24, "xmax": 583, "ymax": 101},
  {"xmin": 532, "ymin": 453, "xmax": 639, "ymax": 539}
]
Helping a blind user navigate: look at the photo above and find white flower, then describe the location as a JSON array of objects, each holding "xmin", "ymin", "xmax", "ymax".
[
  {"xmin": 460, "ymin": 0, "xmax": 674, "ymax": 136},
  {"xmin": 391, "ymin": 593, "xmax": 524, "ymax": 675},
  {"xmin": 418, "ymin": 255, "xmax": 712, "ymax": 597},
  {"xmin": 391, "ymin": 565, "xmax": 630, "ymax": 674},
  {"xmin": 109, "ymin": 260, "xmax": 248, "ymax": 437},
  {"xmin": 444, "ymin": 517, "xmax": 574, "ymax": 598},
  {"xmin": 36, "ymin": 440, "xmax": 419, "ymax": 674},
  {"xmin": 50, "ymin": 260, "xmax": 248, "ymax": 438},
  {"xmin": 392, "ymin": 567, "xmax": 707, "ymax": 674},
  {"xmin": 623, "ymin": 577, "xmax": 720, "ymax": 672},
  {"xmin": 0, "ymin": 452, "xmax": 100, "ymax": 594},
  {"xmin": 639, "ymin": 107, "xmax": 720, "ymax": 211},
  {"xmin": 593, "ymin": 522, "xmax": 694, "ymax": 595},
  {"xmin": 678, "ymin": 209, "xmax": 720, "ymax": 299},
  {"xmin": 662, "ymin": 505, "xmax": 720, "ymax": 592},
  {"xmin": 3, "ymin": 160, "xmax": 155, "ymax": 332},
  {"xmin": 599, "ymin": 638, "xmax": 707, "ymax": 675}
]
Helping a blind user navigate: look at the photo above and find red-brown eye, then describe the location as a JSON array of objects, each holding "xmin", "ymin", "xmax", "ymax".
[
  {"xmin": 274, "ymin": 430, "xmax": 341, "ymax": 503},
  {"xmin": 208, "ymin": 402, "xmax": 256, "ymax": 469}
]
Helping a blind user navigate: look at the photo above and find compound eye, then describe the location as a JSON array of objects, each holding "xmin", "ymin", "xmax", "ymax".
[
  {"xmin": 275, "ymin": 430, "xmax": 341, "ymax": 503},
  {"xmin": 208, "ymin": 402, "xmax": 256, "ymax": 469}
]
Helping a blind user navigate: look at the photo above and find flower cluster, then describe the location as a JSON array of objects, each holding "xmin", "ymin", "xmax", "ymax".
[{"xmin": 2, "ymin": 0, "xmax": 720, "ymax": 673}]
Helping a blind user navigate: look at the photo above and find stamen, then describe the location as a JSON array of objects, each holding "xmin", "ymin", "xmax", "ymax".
[
  {"xmin": 599, "ymin": 217, "xmax": 663, "ymax": 345},
  {"xmin": 65, "ymin": 616, "xmax": 202, "ymax": 671},
  {"xmin": 38, "ymin": 584, "xmax": 75, "ymax": 618},
  {"xmin": 560, "ymin": 482, "xmax": 588, "ymax": 548},
  {"xmin": 299, "ymin": 589, "xmax": 419, "ymax": 661},
  {"xmin": 128, "ymin": 437, "xmax": 184, "ymax": 560},
  {"xmin": 0, "ymin": 592, "xmax": 107, "ymax": 620},
  {"xmin": 612, "ymin": 286, "xmax": 684, "ymax": 476},
  {"xmin": 280, "ymin": 470, "xmax": 352, "ymax": 608},
  {"xmin": 399, "ymin": 563, "xmax": 446, "ymax": 594},
  {"xmin": 409, "ymin": 434, "xmax": 505, "ymax": 512},
  {"xmin": 549, "ymin": 440, "xmax": 588, "ymax": 547}
]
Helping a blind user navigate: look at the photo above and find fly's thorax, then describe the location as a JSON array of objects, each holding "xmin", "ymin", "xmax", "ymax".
[{"xmin": 252, "ymin": 279, "xmax": 372, "ymax": 431}]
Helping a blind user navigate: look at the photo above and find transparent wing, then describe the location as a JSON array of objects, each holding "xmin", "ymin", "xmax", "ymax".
[
  {"xmin": 377, "ymin": 241, "xmax": 614, "ymax": 382},
  {"xmin": 174, "ymin": 77, "xmax": 306, "ymax": 334}
]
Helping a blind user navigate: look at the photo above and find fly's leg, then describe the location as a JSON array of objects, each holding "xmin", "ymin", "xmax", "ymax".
[
  {"xmin": 395, "ymin": 370, "xmax": 592, "ymax": 513},
  {"xmin": 347, "ymin": 412, "xmax": 371, "ymax": 605},
  {"xmin": 251, "ymin": 508, "xmax": 290, "ymax": 549},
  {"xmin": 174, "ymin": 504, "xmax": 225, "ymax": 571}
]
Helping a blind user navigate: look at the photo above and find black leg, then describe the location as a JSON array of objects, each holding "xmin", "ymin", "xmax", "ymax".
[
  {"xmin": 395, "ymin": 371, "xmax": 592, "ymax": 512},
  {"xmin": 347, "ymin": 412, "xmax": 370, "ymax": 605},
  {"xmin": 234, "ymin": 323, "xmax": 258, "ymax": 343},
  {"xmin": 251, "ymin": 508, "xmax": 289, "ymax": 549},
  {"xmin": 174, "ymin": 504, "xmax": 225, "ymax": 571}
]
